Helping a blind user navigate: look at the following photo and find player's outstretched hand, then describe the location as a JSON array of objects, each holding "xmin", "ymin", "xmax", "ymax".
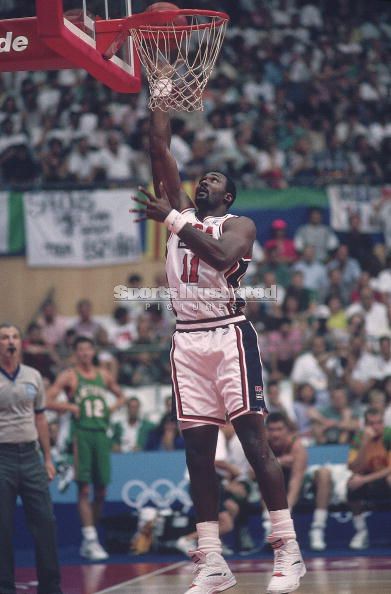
[{"xmin": 130, "ymin": 182, "xmax": 172, "ymax": 223}]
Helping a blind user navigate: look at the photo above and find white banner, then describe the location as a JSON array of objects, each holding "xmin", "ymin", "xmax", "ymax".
[
  {"xmin": 328, "ymin": 185, "xmax": 390, "ymax": 232},
  {"xmin": 24, "ymin": 189, "xmax": 141, "ymax": 267}
]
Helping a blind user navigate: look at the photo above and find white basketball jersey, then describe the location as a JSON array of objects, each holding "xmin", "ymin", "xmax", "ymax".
[{"xmin": 166, "ymin": 208, "xmax": 252, "ymax": 321}]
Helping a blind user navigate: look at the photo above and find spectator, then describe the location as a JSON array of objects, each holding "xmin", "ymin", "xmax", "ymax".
[
  {"xmin": 346, "ymin": 335, "xmax": 378, "ymax": 400},
  {"xmin": 314, "ymin": 133, "xmax": 351, "ymax": 183},
  {"xmin": 339, "ymin": 212, "xmax": 380, "ymax": 275},
  {"xmin": 266, "ymin": 380, "xmax": 293, "ymax": 418},
  {"xmin": 36, "ymin": 299, "xmax": 68, "ymax": 347},
  {"xmin": 108, "ymin": 306, "xmax": 137, "ymax": 351},
  {"xmin": 266, "ymin": 317, "xmax": 304, "ymax": 378},
  {"xmin": 22, "ymin": 323, "xmax": 59, "ymax": 381},
  {"xmin": 308, "ymin": 463, "xmax": 353, "ymax": 551},
  {"xmin": 40, "ymin": 138, "xmax": 69, "ymax": 183},
  {"xmin": 257, "ymin": 246, "xmax": 291, "ymax": 288},
  {"xmin": 94, "ymin": 132, "xmax": 135, "ymax": 181},
  {"xmin": 293, "ymin": 382, "xmax": 317, "ymax": 443},
  {"xmin": 264, "ymin": 219, "xmax": 297, "ymax": 264},
  {"xmin": 327, "ymin": 244, "xmax": 361, "ymax": 298},
  {"xmin": 114, "ymin": 397, "xmax": 155, "ymax": 452},
  {"xmin": 72, "ymin": 299, "xmax": 107, "ymax": 344},
  {"xmin": 1, "ymin": 142, "xmax": 38, "ymax": 183},
  {"xmin": 265, "ymin": 412, "xmax": 308, "ymax": 522},
  {"xmin": 68, "ymin": 136, "xmax": 97, "ymax": 183},
  {"xmin": 294, "ymin": 208, "xmax": 339, "ymax": 262},
  {"xmin": 372, "ymin": 191, "xmax": 391, "ymax": 254},
  {"xmin": 325, "ymin": 267, "xmax": 351, "ymax": 306},
  {"xmin": 373, "ymin": 336, "xmax": 391, "ymax": 383},
  {"xmin": 170, "ymin": 118, "xmax": 192, "ymax": 173},
  {"xmin": 284, "ymin": 270, "xmax": 312, "ymax": 312},
  {"xmin": 347, "ymin": 408, "xmax": 391, "ymax": 549},
  {"xmin": 326, "ymin": 295, "xmax": 348, "ymax": 338},
  {"xmin": 346, "ymin": 287, "xmax": 390, "ymax": 345},
  {"xmin": 311, "ymin": 386, "xmax": 360, "ymax": 445},
  {"xmin": 293, "ymin": 245, "xmax": 328, "ymax": 299},
  {"xmin": 145, "ymin": 412, "xmax": 185, "ymax": 451},
  {"xmin": 291, "ymin": 335, "xmax": 330, "ymax": 405},
  {"xmin": 256, "ymin": 141, "xmax": 287, "ymax": 189}
]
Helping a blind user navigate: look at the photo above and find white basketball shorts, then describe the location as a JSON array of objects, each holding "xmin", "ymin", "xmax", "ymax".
[{"xmin": 170, "ymin": 317, "xmax": 267, "ymax": 427}]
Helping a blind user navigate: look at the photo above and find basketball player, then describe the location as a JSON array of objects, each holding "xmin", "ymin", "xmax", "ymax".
[
  {"xmin": 130, "ymin": 108, "xmax": 306, "ymax": 593},
  {"xmin": 46, "ymin": 336, "xmax": 125, "ymax": 561}
]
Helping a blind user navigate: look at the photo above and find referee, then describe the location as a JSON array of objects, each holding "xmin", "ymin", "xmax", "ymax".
[{"xmin": 0, "ymin": 323, "xmax": 63, "ymax": 594}]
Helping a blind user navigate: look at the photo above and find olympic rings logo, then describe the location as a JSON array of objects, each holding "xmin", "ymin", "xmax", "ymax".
[{"xmin": 121, "ymin": 478, "xmax": 192, "ymax": 510}]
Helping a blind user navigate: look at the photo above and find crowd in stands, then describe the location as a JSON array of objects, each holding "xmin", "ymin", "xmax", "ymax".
[{"xmin": 1, "ymin": 0, "xmax": 390, "ymax": 187}]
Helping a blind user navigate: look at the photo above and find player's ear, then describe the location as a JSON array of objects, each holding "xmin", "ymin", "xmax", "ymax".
[{"xmin": 224, "ymin": 192, "xmax": 233, "ymax": 206}]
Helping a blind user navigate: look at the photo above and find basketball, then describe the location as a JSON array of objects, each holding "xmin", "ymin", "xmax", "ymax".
[{"xmin": 145, "ymin": 2, "xmax": 188, "ymax": 27}]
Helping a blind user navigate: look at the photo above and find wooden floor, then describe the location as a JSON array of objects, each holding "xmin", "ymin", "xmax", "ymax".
[
  {"xmin": 94, "ymin": 557, "xmax": 391, "ymax": 594},
  {"xmin": 15, "ymin": 556, "xmax": 391, "ymax": 594}
]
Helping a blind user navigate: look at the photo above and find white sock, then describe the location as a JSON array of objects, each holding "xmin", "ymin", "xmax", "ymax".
[
  {"xmin": 312, "ymin": 509, "xmax": 327, "ymax": 529},
  {"xmin": 269, "ymin": 509, "xmax": 296, "ymax": 542},
  {"xmin": 82, "ymin": 525, "xmax": 98, "ymax": 541},
  {"xmin": 197, "ymin": 521, "xmax": 222, "ymax": 555},
  {"xmin": 353, "ymin": 514, "xmax": 367, "ymax": 533}
]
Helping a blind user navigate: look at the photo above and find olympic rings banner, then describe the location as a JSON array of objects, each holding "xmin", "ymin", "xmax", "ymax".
[
  {"xmin": 49, "ymin": 451, "xmax": 191, "ymax": 509},
  {"xmin": 23, "ymin": 189, "xmax": 141, "ymax": 267},
  {"xmin": 48, "ymin": 446, "xmax": 349, "ymax": 508}
]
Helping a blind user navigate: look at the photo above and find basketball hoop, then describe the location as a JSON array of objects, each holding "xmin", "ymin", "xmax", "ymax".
[{"xmin": 103, "ymin": 9, "xmax": 229, "ymax": 111}]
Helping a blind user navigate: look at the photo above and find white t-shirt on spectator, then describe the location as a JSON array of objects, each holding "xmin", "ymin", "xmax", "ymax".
[
  {"xmin": 257, "ymin": 149, "xmax": 285, "ymax": 174},
  {"xmin": 300, "ymin": 4, "xmax": 323, "ymax": 28},
  {"xmin": 0, "ymin": 133, "xmax": 29, "ymax": 154},
  {"xmin": 95, "ymin": 145, "xmax": 135, "ymax": 180},
  {"xmin": 120, "ymin": 422, "xmax": 141, "ymax": 452},
  {"xmin": 170, "ymin": 135, "xmax": 192, "ymax": 171},
  {"xmin": 68, "ymin": 151, "xmax": 97, "ymax": 181},
  {"xmin": 215, "ymin": 430, "xmax": 252, "ymax": 482},
  {"xmin": 37, "ymin": 88, "xmax": 61, "ymax": 114},
  {"xmin": 372, "ymin": 356, "xmax": 391, "ymax": 381},
  {"xmin": 291, "ymin": 352, "xmax": 328, "ymax": 391},
  {"xmin": 372, "ymin": 269, "xmax": 391, "ymax": 297},
  {"xmin": 351, "ymin": 352, "xmax": 379, "ymax": 383},
  {"xmin": 345, "ymin": 302, "xmax": 390, "ymax": 339}
]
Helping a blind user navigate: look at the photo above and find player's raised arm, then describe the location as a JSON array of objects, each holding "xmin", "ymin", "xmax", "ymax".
[{"xmin": 149, "ymin": 108, "xmax": 193, "ymax": 212}]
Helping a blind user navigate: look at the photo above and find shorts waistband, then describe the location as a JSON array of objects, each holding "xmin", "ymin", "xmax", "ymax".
[
  {"xmin": 0, "ymin": 441, "xmax": 37, "ymax": 451},
  {"xmin": 176, "ymin": 314, "xmax": 246, "ymax": 332}
]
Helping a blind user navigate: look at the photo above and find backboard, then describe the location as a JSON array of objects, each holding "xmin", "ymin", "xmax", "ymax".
[{"xmin": 0, "ymin": 0, "xmax": 141, "ymax": 93}]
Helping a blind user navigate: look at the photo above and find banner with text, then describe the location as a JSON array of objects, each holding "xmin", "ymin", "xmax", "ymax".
[
  {"xmin": 328, "ymin": 185, "xmax": 390, "ymax": 232},
  {"xmin": 24, "ymin": 189, "xmax": 141, "ymax": 267}
]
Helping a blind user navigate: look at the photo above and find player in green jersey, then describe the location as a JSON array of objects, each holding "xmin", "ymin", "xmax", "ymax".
[{"xmin": 47, "ymin": 336, "xmax": 125, "ymax": 560}]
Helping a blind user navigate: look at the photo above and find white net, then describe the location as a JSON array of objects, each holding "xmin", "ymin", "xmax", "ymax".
[{"xmin": 129, "ymin": 13, "xmax": 228, "ymax": 112}]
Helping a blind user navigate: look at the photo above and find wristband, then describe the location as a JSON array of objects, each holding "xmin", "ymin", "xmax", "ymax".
[{"xmin": 164, "ymin": 209, "xmax": 187, "ymax": 234}]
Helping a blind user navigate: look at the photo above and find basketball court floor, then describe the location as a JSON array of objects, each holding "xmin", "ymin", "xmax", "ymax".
[{"xmin": 15, "ymin": 554, "xmax": 391, "ymax": 594}]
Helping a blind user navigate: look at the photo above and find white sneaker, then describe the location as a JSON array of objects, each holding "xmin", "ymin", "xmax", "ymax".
[
  {"xmin": 175, "ymin": 535, "xmax": 197, "ymax": 556},
  {"xmin": 80, "ymin": 539, "xmax": 109, "ymax": 561},
  {"xmin": 309, "ymin": 527, "xmax": 326, "ymax": 551},
  {"xmin": 267, "ymin": 539, "xmax": 306, "ymax": 594},
  {"xmin": 349, "ymin": 529, "xmax": 369, "ymax": 550},
  {"xmin": 184, "ymin": 550, "xmax": 236, "ymax": 593}
]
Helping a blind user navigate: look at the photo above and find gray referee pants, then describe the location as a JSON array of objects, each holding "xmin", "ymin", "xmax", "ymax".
[{"xmin": 0, "ymin": 442, "xmax": 63, "ymax": 594}]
